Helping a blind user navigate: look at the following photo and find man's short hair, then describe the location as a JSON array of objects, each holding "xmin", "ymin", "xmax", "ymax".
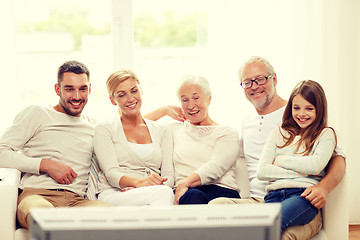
[
  {"xmin": 57, "ymin": 60, "xmax": 90, "ymax": 85},
  {"xmin": 238, "ymin": 56, "xmax": 275, "ymax": 81}
]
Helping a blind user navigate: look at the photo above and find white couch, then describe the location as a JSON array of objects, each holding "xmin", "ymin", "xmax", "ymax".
[{"xmin": 0, "ymin": 157, "xmax": 348, "ymax": 240}]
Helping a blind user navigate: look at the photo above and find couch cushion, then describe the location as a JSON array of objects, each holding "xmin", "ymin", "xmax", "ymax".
[
  {"xmin": 86, "ymin": 154, "xmax": 101, "ymax": 200},
  {"xmin": 15, "ymin": 228, "xmax": 29, "ymax": 240}
]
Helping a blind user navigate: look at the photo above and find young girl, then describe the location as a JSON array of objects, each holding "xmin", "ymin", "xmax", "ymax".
[{"xmin": 257, "ymin": 80, "xmax": 337, "ymax": 233}]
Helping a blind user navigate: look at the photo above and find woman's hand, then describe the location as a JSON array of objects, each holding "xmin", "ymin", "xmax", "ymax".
[
  {"xmin": 137, "ymin": 173, "xmax": 167, "ymax": 187},
  {"xmin": 174, "ymin": 174, "xmax": 202, "ymax": 204},
  {"xmin": 174, "ymin": 181, "xmax": 189, "ymax": 205},
  {"xmin": 144, "ymin": 105, "xmax": 186, "ymax": 122},
  {"xmin": 121, "ymin": 187, "xmax": 135, "ymax": 192},
  {"xmin": 165, "ymin": 105, "xmax": 186, "ymax": 122}
]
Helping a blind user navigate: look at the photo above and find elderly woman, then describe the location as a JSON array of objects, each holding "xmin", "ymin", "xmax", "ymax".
[
  {"xmin": 146, "ymin": 75, "xmax": 241, "ymax": 204},
  {"xmin": 93, "ymin": 69, "xmax": 174, "ymax": 206}
]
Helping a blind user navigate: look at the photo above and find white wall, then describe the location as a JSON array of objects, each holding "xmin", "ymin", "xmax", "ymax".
[
  {"xmin": 321, "ymin": 0, "xmax": 360, "ymax": 224},
  {"xmin": 204, "ymin": 0, "xmax": 360, "ymax": 224}
]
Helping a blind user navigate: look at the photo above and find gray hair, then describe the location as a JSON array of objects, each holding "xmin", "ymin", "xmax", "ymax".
[
  {"xmin": 238, "ymin": 56, "xmax": 275, "ymax": 81},
  {"xmin": 176, "ymin": 75, "xmax": 212, "ymax": 99}
]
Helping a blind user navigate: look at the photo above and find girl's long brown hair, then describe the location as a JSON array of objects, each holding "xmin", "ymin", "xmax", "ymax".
[{"xmin": 279, "ymin": 80, "xmax": 337, "ymax": 155}]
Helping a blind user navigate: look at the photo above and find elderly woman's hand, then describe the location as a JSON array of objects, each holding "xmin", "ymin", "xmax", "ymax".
[
  {"xmin": 174, "ymin": 181, "xmax": 189, "ymax": 205},
  {"xmin": 165, "ymin": 105, "xmax": 186, "ymax": 122},
  {"xmin": 144, "ymin": 105, "xmax": 186, "ymax": 122}
]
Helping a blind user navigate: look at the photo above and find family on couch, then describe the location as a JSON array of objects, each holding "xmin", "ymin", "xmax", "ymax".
[{"xmin": 0, "ymin": 57, "xmax": 346, "ymax": 240}]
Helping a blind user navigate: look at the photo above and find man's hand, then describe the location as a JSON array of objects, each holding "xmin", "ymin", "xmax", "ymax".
[
  {"xmin": 40, "ymin": 158, "xmax": 78, "ymax": 184},
  {"xmin": 301, "ymin": 184, "xmax": 328, "ymax": 209},
  {"xmin": 302, "ymin": 155, "xmax": 346, "ymax": 209}
]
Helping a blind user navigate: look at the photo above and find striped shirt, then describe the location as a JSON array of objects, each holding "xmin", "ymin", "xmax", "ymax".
[{"xmin": 257, "ymin": 127, "xmax": 336, "ymax": 192}]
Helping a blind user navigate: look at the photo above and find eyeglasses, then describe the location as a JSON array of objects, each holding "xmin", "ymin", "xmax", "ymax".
[{"xmin": 240, "ymin": 74, "xmax": 273, "ymax": 89}]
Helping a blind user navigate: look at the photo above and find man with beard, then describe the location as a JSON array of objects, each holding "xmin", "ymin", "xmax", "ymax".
[
  {"xmin": 0, "ymin": 60, "xmax": 111, "ymax": 229},
  {"xmin": 209, "ymin": 56, "xmax": 346, "ymax": 240}
]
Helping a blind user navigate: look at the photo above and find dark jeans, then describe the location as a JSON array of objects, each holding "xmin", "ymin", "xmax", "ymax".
[
  {"xmin": 264, "ymin": 188, "xmax": 319, "ymax": 232},
  {"xmin": 179, "ymin": 184, "xmax": 240, "ymax": 204}
]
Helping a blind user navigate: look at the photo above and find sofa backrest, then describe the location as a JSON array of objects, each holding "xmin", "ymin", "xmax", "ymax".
[{"xmin": 86, "ymin": 154, "xmax": 101, "ymax": 200}]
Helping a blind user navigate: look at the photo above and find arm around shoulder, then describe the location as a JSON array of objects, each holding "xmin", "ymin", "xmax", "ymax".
[{"xmin": 144, "ymin": 105, "xmax": 186, "ymax": 122}]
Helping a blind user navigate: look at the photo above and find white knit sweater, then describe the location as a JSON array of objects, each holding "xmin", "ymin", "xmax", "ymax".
[
  {"xmin": 171, "ymin": 121, "xmax": 240, "ymax": 191},
  {"xmin": 0, "ymin": 105, "xmax": 96, "ymax": 197}
]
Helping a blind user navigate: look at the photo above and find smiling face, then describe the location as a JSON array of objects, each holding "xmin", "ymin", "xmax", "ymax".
[
  {"xmin": 110, "ymin": 77, "xmax": 142, "ymax": 116},
  {"xmin": 55, "ymin": 72, "xmax": 91, "ymax": 117},
  {"xmin": 241, "ymin": 62, "xmax": 277, "ymax": 111},
  {"xmin": 179, "ymin": 83, "xmax": 212, "ymax": 125},
  {"xmin": 292, "ymin": 94, "xmax": 316, "ymax": 131}
]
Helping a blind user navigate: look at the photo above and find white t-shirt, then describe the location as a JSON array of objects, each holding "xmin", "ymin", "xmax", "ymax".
[
  {"xmin": 241, "ymin": 106, "xmax": 285, "ymax": 198},
  {"xmin": 128, "ymin": 142, "xmax": 154, "ymax": 159}
]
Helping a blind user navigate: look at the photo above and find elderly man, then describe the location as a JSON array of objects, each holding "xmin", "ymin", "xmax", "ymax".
[{"xmin": 209, "ymin": 56, "xmax": 346, "ymax": 240}]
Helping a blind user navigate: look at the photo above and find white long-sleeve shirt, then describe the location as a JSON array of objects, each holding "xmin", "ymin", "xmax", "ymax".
[
  {"xmin": 93, "ymin": 117, "xmax": 174, "ymax": 192},
  {"xmin": 257, "ymin": 127, "xmax": 336, "ymax": 192},
  {"xmin": 242, "ymin": 106, "xmax": 345, "ymax": 198},
  {"xmin": 171, "ymin": 121, "xmax": 240, "ymax": 191},
  {"xmin": 0, "ymin": 105, "xmax": 96, "ymax": 197}
]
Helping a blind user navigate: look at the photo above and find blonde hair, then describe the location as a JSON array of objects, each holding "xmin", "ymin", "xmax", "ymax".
[{"xmin": 106, "ymin": 69, "xmax": 140, "ymax": 96}]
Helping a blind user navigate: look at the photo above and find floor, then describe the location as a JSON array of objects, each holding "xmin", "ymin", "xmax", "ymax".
[{"xmin": 349, "ymin": 225, "xmax": 360, "ymax": 240}]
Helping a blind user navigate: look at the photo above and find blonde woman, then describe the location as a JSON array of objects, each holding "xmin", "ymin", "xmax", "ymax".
[{"xmin": 93, "ymin": 69, "xmax": 174, "ymax": 206}]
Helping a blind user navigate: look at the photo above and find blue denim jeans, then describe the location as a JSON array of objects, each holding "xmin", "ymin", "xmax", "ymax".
[
  {"xmin": 179, "ymin": 184, "xmax": 240, "ymax": 204},
  {"xmin": 264, "ymin": 188, "xmax": 319, "ymax": 232}
]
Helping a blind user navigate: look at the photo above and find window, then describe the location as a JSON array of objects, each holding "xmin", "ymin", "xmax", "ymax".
[
  {"xmin": 131, "ymin": 0, "xmax": 210, "ymax": 114},
  {"xmin": 13, "ymin": 0, "xmax": 113, "ymax": 121},
  {"xmin": 2, "ymin": 0, "xmax": 325, "ymax": 133}
]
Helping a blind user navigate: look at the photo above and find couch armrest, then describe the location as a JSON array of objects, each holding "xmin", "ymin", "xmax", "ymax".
[
  {"xmin": 0, "ymin": 168, "xmax": 21, "ymax": 240},
  {"xmin": 322, "ymin": 173, "xmax": 348, "ymax": 240}
]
